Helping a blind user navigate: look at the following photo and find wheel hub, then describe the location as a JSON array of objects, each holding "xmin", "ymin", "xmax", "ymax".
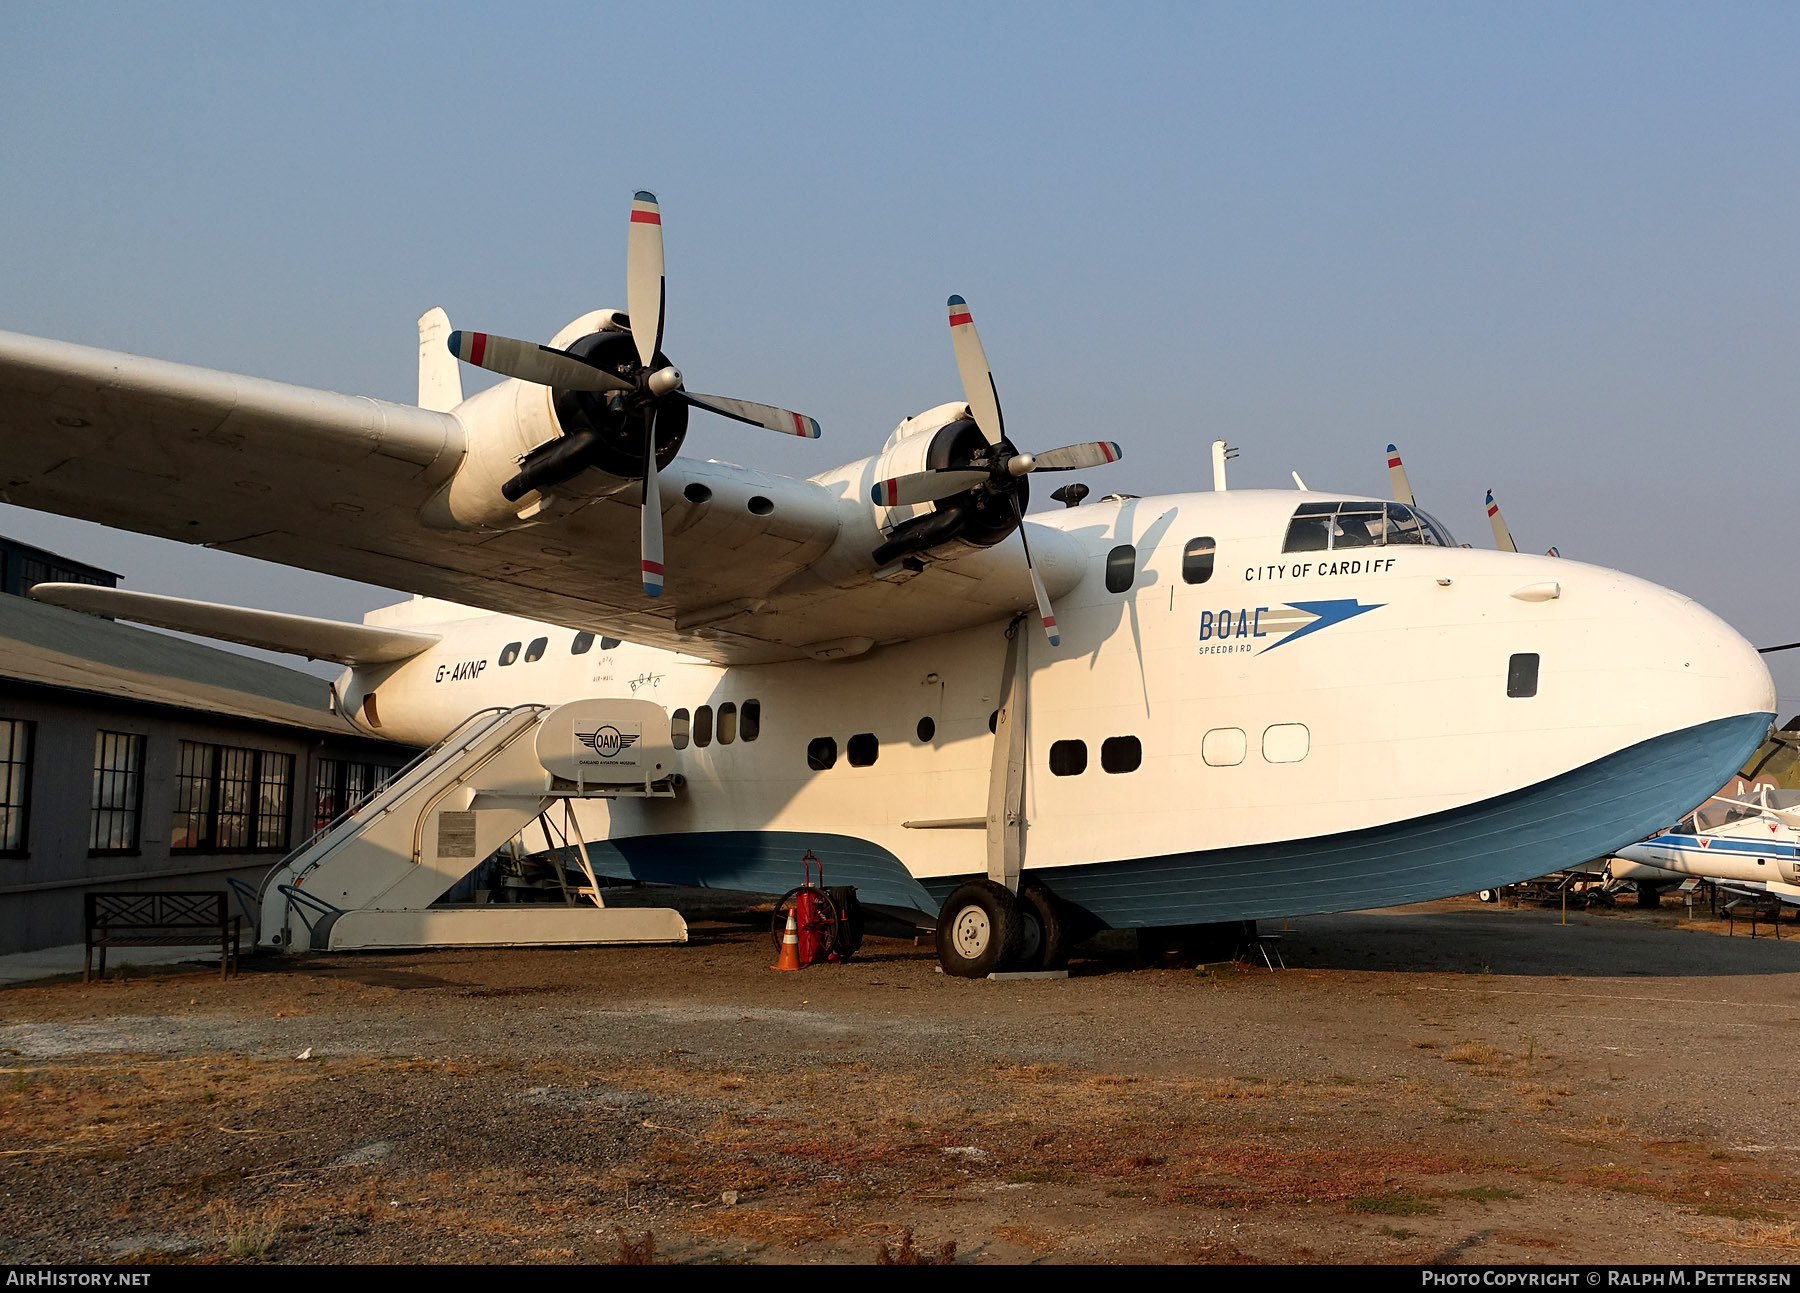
[{"xmin": 952, "ymin": 905, "xmax": 991, "ymax": 958}]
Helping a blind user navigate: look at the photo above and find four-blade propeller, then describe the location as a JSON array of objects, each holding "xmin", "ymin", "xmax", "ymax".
[
  {"xmin": 869, "ymin": 295, "xmax": 1123, "ymax": 646},
  {"xmin": 447, "ymin": 191, "xmax": 821, "ymax": 599}
]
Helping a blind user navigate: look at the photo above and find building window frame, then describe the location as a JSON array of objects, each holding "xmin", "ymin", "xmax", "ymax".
[
  {"xmin": 0, "ymin": 719, "xmax": 33, "ymax": 857},
  {"xmin": 89, "ymin": 730, "xmax": 145, "ymax": 855},
  {"xmin": 172, "ymin": 742, "xmax": 295, "ymax": 854}
]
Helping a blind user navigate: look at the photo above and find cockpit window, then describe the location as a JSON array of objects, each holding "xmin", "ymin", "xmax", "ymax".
[{"xmin": 1283, "ymin": 501, "xmax": 1455, "ymax": 553}]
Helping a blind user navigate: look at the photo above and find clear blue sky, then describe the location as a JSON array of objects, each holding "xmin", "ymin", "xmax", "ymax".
[{"xmin": 2, "ymin": 3, "xmax": 1795, "ymax": 708}]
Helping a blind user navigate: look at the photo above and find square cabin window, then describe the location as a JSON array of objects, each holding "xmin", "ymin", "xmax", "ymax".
[
  {"xmin": 1182, "ymin": 537, "xmax": 1216, "ymax": 584},
  {"xmin": 1100, "ymin": 735, "xmax": 1141, "ymax": 773},
  {"xmin": 1049, "ymin": 739, "xmax": 1088, "ymax": 776},
  {"xmin": 524, "ymin": 637, "xmax": 548, "ymax": 663},
  {"xmin": 1201, "ymin": 727, "xmax": 1245, "ymax": 767},
  {"xmin": 847, "ymin": 733, "xmax": 879, "ymax": 767},
  {"xmin": 1507, "ymin": 653, "xmax": 1540, "ymax": 699},
  {"xmin": 1105, "ymin": 544, "xmax": 1137, "ymax": 594},
  {"xmin": 1262, "ymin": 724, "xmax": 1310, "ymax": 764},
  {"xmin": 498, "ymin": 642, "xmax": 521, "ymax": 666}
]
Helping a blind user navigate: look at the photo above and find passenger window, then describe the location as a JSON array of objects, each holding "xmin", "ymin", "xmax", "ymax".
[
  {"xmin": 498, "ymin": 642, "xmax": 522, "ymax": 666},
  {"xmin": 1201, "ymin": 728, "xmax": 1245, "ymax": 767},
  {"xmin": 600, "ymin": 636, "xmax": 622, "ymax": 650},
  {"xmin": 1100, "ymin": 735, "xmax": 1141, "ymax": 774},
  {"xmin": 807, "ymin": 736, "xmax": 838, "ymax": 770},
  {"xmin": 1182, "ymin": 537, "xmax": 1216, "ymax": 585},
  {"xmin": 693, "ymin": 705, "xmax": 714, "ymax": 748},
  {"xmin": 524, "ymin": 637, "xmax": 548, "ymax": 663},
  {"xmin": 916, "ymin": 716, "xmax": 936, "ymax": 742},
  {"xmin": 847, "ymin": 733, "xmax": 879, "ymax": 767},
  {"xmin": 741, "ymin": 700, "xmax": 761, "ymax": 742},
  {"xmin": 1507, "ymin": 653, "xmax": 1540, "ymax": 699},
  {"xmin": 571, "ymin": 632, "xmax": 595, "ymax": 654},
  {"xmin": 1104, "ymin": 544, "xmax": 1137, "ymax": 593},
  {"xmin": 1049, "ymin": 739, "xmax": 1088, "ymax": 776},
  {"xmin": 671, "ymin": 709, "xmax": 690, "ymax": 750},
  {"xmin": 1263, "ymin": 724, "xmax": 1309, "ymax": 764},
  {"xmin": 717, "ymin": 702, "xmax": 737, "ymax": 745}
]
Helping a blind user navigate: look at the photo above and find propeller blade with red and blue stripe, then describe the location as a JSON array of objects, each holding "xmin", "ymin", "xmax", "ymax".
[
  {"xmin": 947, "ymin": 295, "xmax": 1005, "ymax": 446},
  {"xmin": 1386, "ymin": 443, "xmax": 1415, "ymax": 506},
  {"xmin": 446, "ymin": 330, "xmax": 632, "ymax": 393}
]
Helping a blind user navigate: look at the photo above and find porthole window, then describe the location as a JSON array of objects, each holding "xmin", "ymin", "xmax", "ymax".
[
  {"xmin": 1201, "ymin": 727, "xmax": 1246, "ymax": 767},
  {"xmin": 600, "ymin": 636, "xmax": 622, "ymax": 650},
  {"xmin": 1105, "ymin": 544, "xmax": 1137, "ymax": 594},
  {"xmin": 524, "ymin": 637, "xmax": 548, "ymax": 663},
  {"xmin": 1100, "ymin": 735, "xmax": 1142, "ymax": 773},
  {"xmin": 1262, "ymin": 724, "xmax": 1309, "ymax": 764},
  {"xmin": 1049, "ymin": 739, "xmax": 1088, "ymax": 776},
  {"xmin": 671, "ymin": 709, "xmax": 690, "ymax": 750},
  {"xmin": 807, "ymin": 736, "xmax": 838, "ymax": 770},
  {"xmin": 916, "ymin": 716, "xmax": 936, "ymax": 742},
  {"xmin": 748, "ymin": 495, "xmax": 774, "ymax": 516},
  {"xmin": 571, "ymin": 632, "xmax": 595, "ymax": 655},
  {"xmin": 684, "ymin": 482, "xmax": 713, "ymax": 504},
  {"xmin": 693, "ymin": 705, "xmax": 714, "ymax": 748},
  {"xmin": 847, "ymin": 733, "xmax": 879, "ymax": 767},
  {"xmin": 988, "ymin": 710, "xmax": 999, "ymax": 734},
  {"xmin": 741, "ymin": 700, "xmax": 761, "ymax": 742},
  {"xmin": 1182, "ymin": 537, "xmax": 1216, "ymax": 585},
  {"xmin": 717, "ymin": 702, "xmax": 737, "ymax": 745},
  {"xmin": 1507, "ymin": 653, "xmax": 1540, "ymax": 699},
  {"xmin": 498, "ymin": 641, "xmax": 521, "ymax": 666}
]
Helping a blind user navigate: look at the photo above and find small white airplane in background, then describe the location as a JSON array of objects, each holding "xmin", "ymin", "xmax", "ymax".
[
  {"xmin": 0, "ymin": 193, "xmax": 1778, "ymax": 977},
  {"xmin": 1610, "ymin": 785, "xmax": 1800, "ymax": 908}
]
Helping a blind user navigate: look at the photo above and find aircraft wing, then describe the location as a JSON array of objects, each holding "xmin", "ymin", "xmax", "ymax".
[{"xmin": 0, "ymin": 331, "xmax": 1073, "ymax": 663}]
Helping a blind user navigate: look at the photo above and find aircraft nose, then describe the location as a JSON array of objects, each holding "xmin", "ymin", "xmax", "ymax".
[{"xmin": 1664, "ymin": 591, "xmax": 1776, "ymax": 728}]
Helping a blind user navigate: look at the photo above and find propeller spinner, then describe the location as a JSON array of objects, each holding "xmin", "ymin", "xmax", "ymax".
[
  {"xmin": 447, "ymin": 191, "xmax": 822, "ymax": 598},
  {"xmin": 870, "ymin": 295, "xmax": 1123, "ymax": 646}
]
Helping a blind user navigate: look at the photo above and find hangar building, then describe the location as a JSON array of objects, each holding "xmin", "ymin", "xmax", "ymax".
[{"xmin": 0, "ymin": 543, "xmax": 412, "ymax": 955}]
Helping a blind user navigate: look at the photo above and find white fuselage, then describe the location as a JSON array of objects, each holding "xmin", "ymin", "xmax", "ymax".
[{"xmin": 330, "ymin": 490, "xmax": 1775, "ymax": 922}]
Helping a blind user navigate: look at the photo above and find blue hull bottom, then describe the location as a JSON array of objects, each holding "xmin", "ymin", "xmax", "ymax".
[{"xmin": 585, "ymin": 712, "xmax": 1773, "ymax": 928}]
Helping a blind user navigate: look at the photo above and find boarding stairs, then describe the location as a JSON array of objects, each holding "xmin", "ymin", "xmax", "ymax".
[{"xmin": 244, "ymin": 701, "xmax": 687, "ymax": 954}]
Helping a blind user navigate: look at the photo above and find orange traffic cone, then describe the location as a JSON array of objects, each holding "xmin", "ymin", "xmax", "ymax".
[{"xmin": 771, "ymin": 910, "xmax": 802, "ymax": 971}]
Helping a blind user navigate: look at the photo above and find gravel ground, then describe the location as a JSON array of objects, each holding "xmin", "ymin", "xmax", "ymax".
[{"xmin": 2, "ymin": 893, "xmax": 1799, "ymax": 1265}]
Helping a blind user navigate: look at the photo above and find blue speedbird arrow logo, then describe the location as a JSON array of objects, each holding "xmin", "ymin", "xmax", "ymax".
[{"xmin": 1257, "ymin": 599, "xmax": 1385, "ymax": 654}]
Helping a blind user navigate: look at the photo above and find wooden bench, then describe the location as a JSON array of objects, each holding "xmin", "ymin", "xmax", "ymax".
[{"xmin": 84, "ymin": 891, "xmax": 241, "ymax": 982}]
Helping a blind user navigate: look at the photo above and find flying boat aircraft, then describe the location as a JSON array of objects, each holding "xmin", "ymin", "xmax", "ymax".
[{"xmin": 0, "ymin": 193, "xmax": 1777, "ymax": 977}]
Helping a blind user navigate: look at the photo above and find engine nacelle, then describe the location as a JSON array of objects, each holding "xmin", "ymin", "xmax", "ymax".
[
  {"xmin": 418, "ymin": 311, "xmax": 685, "ymax": 531},
  {"xmin": 863, "ymin": 403, "xmax": 1023, "ymax": 566}
]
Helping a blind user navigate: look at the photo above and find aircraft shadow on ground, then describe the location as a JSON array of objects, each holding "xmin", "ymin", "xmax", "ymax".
[{"xmin": 1273, "ymin": 909, "xmax": 1800, "ymax": 979}]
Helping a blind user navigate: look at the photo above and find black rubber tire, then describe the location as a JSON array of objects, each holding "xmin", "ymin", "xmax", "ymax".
[
  {"xmin": 1477, "ymin": 889, "xmax": 1498, "ymax": 904},
  {"xmin": 1635, "ymin": 884, "xmax": 1662, "ymax": 909},
  {"xmin": 934, "ymin": 880, "xmax": 1023, "ymax": 978},
  {"xmin": 1013, "ymin": 881, "xmax": 1069, "ymax": 971},
  {"xmin": 828, "ymin": 886, "xmax": 865, "ymax": 959}
]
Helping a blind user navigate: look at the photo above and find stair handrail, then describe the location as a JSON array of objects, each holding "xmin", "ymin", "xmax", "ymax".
[{"xmin": 255, "ymin": 705, "xmax": 530, "ymax": 912}]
